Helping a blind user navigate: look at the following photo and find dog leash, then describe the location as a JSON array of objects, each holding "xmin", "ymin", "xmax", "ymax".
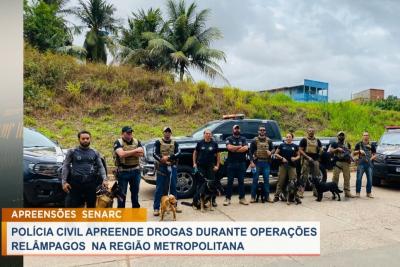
[{"xmin": 167, "ymin": 166, "xmax": 172, "ymax": 196}]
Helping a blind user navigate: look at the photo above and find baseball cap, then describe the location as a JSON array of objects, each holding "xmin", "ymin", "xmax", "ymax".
[
  {"xmin": 163, "ymin": 126, "xmax": 172, "ymax": 132},
  {"xmin": 337, "ymin": 131, "xmax": 345, "ymax": 136},
  {"xmin": 233, "ymin": 124, "xmax": 240, "ymax": 130},
  {"xmin": 122, "ymin": 126, "xmax": 133, "ymax": 133}
]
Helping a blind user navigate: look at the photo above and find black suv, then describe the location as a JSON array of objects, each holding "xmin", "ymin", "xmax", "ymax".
[
  {"xmin": 23, "ymin": 127, "xmax": 66, "ymax": 206},
  {"xmin": 140, "ymin": 115, "xmax": 283, "ymax": 198},
  {"xmin": 373, "ymin": 127, "xmax": 400, "ymax": 185}
]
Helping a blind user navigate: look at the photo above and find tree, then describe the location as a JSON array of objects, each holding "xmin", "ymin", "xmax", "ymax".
[
  {"xmin": 24, "ymin": 0, "xmax": 72, "ymax": 52},
  {"xmin": 73, "ymin": 0, "xmax": 119, "ymax": 63},
  {"xmin": 119, "ymin": 8, "xmax": 168, "ymax": 70},
  {"xmin": 146, "ymin": 0, "xmax": 227, "ymax": 82}
]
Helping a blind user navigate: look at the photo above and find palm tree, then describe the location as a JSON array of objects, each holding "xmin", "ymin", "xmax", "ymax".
[
  {"xmin": 147, "ymin": 0, "xmax": 227, "ymax": 82},
  {"xmin": 118, "ymin": 8, "xmax": 168, "ymax": 70},
  {"xmin": 73, "ymin": 0, "xmax": 119, "ymax": 63}
]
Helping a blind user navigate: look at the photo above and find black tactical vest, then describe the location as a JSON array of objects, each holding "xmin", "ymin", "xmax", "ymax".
[{"xmin": 70, "ymin": 147, "xmax": 98, "ymax": 183}]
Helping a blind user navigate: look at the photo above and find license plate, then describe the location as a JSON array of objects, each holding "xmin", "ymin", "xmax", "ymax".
[{"xmin": 397, "ymin": 167, "xmax": 400, "ymax": 173}]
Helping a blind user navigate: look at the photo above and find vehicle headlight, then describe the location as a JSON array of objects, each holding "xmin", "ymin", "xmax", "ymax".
[
  {"xmin": 375, "ymin": 153, "xmax": 386, "ymax": 163},
  {"xmin": 28, "ymin": 163, "xmax": 62, "ymax": 177}
]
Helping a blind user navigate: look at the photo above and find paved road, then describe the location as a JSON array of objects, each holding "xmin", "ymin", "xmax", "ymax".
[{"xmin": 24, "ymin": 171, "xmax": 400, "ymax": 267}]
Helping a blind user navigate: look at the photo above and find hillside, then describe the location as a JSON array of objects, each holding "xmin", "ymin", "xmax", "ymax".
[{"xmin": 24, "ymin": 46, "xmax": 400, "ymax": 165}]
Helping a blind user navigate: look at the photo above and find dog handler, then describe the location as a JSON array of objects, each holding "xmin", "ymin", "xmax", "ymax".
[
  {"xmin": 113, "ymin": 126, "xmax": 144, "ymax": 208},
  {"xmin": 249, "ymin": 125, "xmax": 274, "ymax": 203},
  {"xmin": 153, "ymin": 127, "xmax": 181, "ymax": 216},
  {"xmin": 193, "ymin": 129, "xmax": 220, "ymax": 207},
  {"xmin": 299, "ymin": 126, "xmax": 322, "ymax": 197},
  {"xmin": 273, "ymin": 133, "xmax": 300, "ymax": 202},
  {"xmin": 62, "ymin": 130, "xmax": 107, "ymax": 208},
  {"xmin": 329, "ymin": 131, "xmax": 355, "ymax": 198}
]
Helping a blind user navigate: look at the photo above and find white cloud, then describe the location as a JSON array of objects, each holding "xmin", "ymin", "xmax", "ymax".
[{"xmin": 67, "ymin": 0, "xmax": 400, "ymax": 100}]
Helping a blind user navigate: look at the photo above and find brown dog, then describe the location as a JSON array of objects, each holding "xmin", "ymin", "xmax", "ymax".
[{"xmin": 160, "ymin": 194, "xmax": 177, "ymax": 221}]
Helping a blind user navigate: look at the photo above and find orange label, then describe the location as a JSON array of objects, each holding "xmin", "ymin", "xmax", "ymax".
[{"xmin": 2, "ymin": 208, "xmax": 147, "ymax": 222}]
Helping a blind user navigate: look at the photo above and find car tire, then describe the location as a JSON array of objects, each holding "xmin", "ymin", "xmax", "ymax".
[
  {"xmin": 372, "ymin": 175, "xmax": 381, "ymax": 186},
  {"xmin": 176, "ymin": 165, "xmax": 196, "ymax": 199}
]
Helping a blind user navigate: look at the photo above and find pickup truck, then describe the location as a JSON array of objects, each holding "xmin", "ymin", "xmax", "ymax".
[{"xmin": 140, "ymin": 115, "xmax": 336, "ymax": 198}]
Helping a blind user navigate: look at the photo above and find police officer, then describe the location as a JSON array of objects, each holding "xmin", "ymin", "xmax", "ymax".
[
  {"xmin": 153, "ymin": 127, "xmax": 181, "ymax": 216},
  {"xmin": 299, "ymin": 127, "xmax": 322, "ymax": 197},
  {"xmin": 353, "ymin": 131, "xmax": 376, "ymax": 198},
  {"xmin": 113, "ymin": 126, "xmax": 144, "ymax": 208},
  {"xmin": 62, "ymin": 130, "xmax": 107, "ymax": 208},
  {"xmin": 249, "ymin": 125, "xmax": 274, "ymax": 203},
  {"xmin": 193, "ymin": 129, "xmax": 220, "ymax": 207},
  {"xmin": 273, "ymin": 133, "xmax": 300, "ymax": 202},
  {"xmin": 223, "ymin": 124, "xmax": 249, "ymax": 206},
  {"xmin": 329, "ymin": 131, "xmax": 354, "ymax": 198}
]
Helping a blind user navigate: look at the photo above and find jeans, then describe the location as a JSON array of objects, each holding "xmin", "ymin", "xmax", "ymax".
[
  {"xmin": 356, "ymin": 162, "xmax": 372, "ymax": 193},
  {"xmin": 117, "ymin": 169, "xmax": 141, "ymax": 208},
  {"xmin": 225, "ymin": 162, "xmax": 246, "ymax": 199},
  {"xmin": 251, "ymin": 161, "xmax": 270, "ymax": 199},
  {"xmin": 153, "ymin": 165, "xmax": 177, "ymax": 210}
]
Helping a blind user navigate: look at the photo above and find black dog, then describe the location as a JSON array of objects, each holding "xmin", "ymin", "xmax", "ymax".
[
  {"xmin": 312, "ymin": 177, "xmax": 343, "ymax": 201},
  {"xmin": 286, "ymin": 179, "xmax": 301, "ymax": 205},
  {"xmin": 256, "ymin": 182, "xmax": 266, "ymax": 203},
  {"xmin": 198, "ymin": 179, "xmax": 217, "ymax": 212},
  {"xmin": 182, "ymin": 171, "xmax": 220, "ymax": 210}
]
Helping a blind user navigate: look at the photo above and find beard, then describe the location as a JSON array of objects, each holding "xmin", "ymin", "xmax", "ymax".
[{"xmin": 80, "ymin": 142, "xmax": 90, "ymax": 147}]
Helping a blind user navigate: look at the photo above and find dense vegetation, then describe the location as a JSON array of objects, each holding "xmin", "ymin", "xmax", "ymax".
[
  {"xmin": 24, "ymin": 0, "xmax": 226, "ymax": 82},
  {"xmin": 24, "ymin": 47, "xmax": 400, "ymax": 165}
]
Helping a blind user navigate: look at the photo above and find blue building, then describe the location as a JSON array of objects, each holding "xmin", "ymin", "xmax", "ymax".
[{"xmin": 262, "ymin": 79, "xmax": 329, "ymax": 102}]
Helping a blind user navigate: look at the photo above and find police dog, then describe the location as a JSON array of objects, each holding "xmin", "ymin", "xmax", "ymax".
[
  {"xmin": 286, "ymin": 179, "xmax": 301, "ymax": 205},
  {"xmin": 182, "ymin": 170, "xmax": 221, "ymax": 210},
  {"xmin": 256, "ymin": 182, "xmax": 266, "ymax": 203},
  {"xmin": 96, "ymin": 181, "xmax": 125, "ymax": 208},
  {"xmin": 199, "ymin": 179, "xmax": 217, "ymax": 212},
  {"xmin": 160, "ymin": 194, "xmax": 177, "ymax": 221},
  {"xmin": 312, "ymin": 177, "xmax": 343, "ymax": 201}
]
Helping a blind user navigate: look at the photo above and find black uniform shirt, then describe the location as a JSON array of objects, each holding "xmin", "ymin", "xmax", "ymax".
[
  {"xmin": 195, "ymin": 139, "xmax": 219, "ymax": 166},
  {"xmin": 278, "ymin": 142, "xmax": 298, "ymax": 166},
  {"xmin": 226, "ymin": 135, "xmax": 247, "ymax": 163}
]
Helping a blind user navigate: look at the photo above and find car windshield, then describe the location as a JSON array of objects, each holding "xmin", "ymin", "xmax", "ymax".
[
  {"xmin": 379, "ymin": 132, "xmax": 400, "ymax": 145},
  {"xmin": 23, "ymin": 128, "xmax": 56, "ymax": 148},
  {"xmin": 190, "ymin": 121, "xmax": 222, "ymax": 139}
]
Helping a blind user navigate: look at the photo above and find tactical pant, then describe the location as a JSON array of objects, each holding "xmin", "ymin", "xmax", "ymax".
[
  {"xmin": 275, "ymin": 165, "xmax": 297, "ymax": 197},
  {"xmin": 65, "ymin": 180, "xmax": 97, "ymax": 208},
  {"xmin": 332, "ymin": 161, "xmax": 351, "ymax": 193},
  {"xmin": 301, "ymin": 159, "xmax": 320, "ymax": 195}
]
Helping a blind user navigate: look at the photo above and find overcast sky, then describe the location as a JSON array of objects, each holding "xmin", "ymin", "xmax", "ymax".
[{"xmin": 67, "ymin": 0, "xmax": 400, "ymax": 101}]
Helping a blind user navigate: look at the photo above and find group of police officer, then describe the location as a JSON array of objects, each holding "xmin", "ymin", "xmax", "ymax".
[{"xmin": 61, "ymin": 124, "xmax": 376, "ymax": 212}]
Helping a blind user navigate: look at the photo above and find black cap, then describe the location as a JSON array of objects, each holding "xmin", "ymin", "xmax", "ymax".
[
  {"xmin": 163, "ymin": 126, "xmax": 172, "ymax": 133},
  {"xmin": 122, "ymin": 126, "xmax": 133, "ymax": 133}
]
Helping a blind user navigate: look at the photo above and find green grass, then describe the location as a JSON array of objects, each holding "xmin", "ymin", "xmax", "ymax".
[{"xmin": 24, "ymin": 46, "xmax": 400, "ymax": 166}]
